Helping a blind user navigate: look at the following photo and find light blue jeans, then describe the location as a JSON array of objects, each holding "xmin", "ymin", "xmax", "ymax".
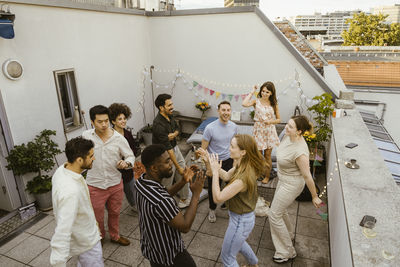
[{"xmin": 221, "ymin": 210, "xmax": 258, "ymax": 267}]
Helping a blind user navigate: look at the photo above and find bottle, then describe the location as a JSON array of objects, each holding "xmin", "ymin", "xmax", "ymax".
[{"xmin": 73, "ymin": 106, "xmax": 80, "ymax": 126}]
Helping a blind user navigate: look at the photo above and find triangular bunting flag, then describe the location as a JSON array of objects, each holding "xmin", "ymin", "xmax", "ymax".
[
  {"xmin": 228, "ymin": 95, "xmax": 233, "ymax": 101},
  {"xmin": 193, "ymin": 81, "xmax": 198, "ymax": 87},
  {"xmin": 313, "ymin": 160, "xmax": 322, "ymax": 167},
  {"xmin": 241, "ymin": 94, "xmax": 247, "ymax": 100},
  {"xmin": 222, "ymin": 93, "xmax": 226, "ymax": 100},
  {"xmin": 215, "ymin": 92, "xmax": 221, "ymax": 99},
  {"xmin": 210, "ymin": 90, "xmax": 215, "ymax": 96},
  {"xmin": 198, "ymin": 84, "xmax": 203, "ymax": 90},
  {"xmin": 234, "ymin": 95, "xmax": 239, "ymax": 102},
  {"xmin": 204, "ymin": 87, "xmax": 209, "ymax": 95}
]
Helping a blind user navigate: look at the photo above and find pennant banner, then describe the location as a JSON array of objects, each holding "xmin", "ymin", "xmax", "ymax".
[
  {"xmin": 210, "ymin": 89, "xmax": 215, "ymax": 96},
  {"xmin": 234, "ymin": 95, "xmax": 239, "ymax": 102},
  {"xmin": 216, "ymin": 92, "xmax": 221, "ymax": 99},
  {"xmin": 193, "ymin": 81, "xmax": 198, "ymax": 88}
]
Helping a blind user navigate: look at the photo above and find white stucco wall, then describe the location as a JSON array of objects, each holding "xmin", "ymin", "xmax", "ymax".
[
  {"xmin": 147, "ymin": 12, "xmax": 328, "ymax": 123},
  {"xmin": 0, "ymin": 4, "xmax": 151, "ymax": 145},
  {"xmin": 0, "ymin": 3, "xmax": 151, "ymax": 202}
]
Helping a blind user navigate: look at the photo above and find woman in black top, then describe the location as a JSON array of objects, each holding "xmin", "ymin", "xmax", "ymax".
[{"xmin": 109, "ymin": 103, "xmax": 137, "ymax": 208}]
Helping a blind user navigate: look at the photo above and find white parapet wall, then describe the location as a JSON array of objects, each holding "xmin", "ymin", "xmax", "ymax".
[{"xmin": 328, "ymin": 109, "xmax": 400, "ymax": 266}]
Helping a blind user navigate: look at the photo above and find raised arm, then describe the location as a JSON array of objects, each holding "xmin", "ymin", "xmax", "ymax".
[
  {"xmin": 296, "ymin": 155, "xmax": 322, "ymax": 208},
  {"xmin": 209, "ymin": 153, "xmax": 244, "ymax": 203},
  {"xmin": 242, "ymin": 85, "xmax": 257, "ymax": 107},
  {"xmin": 197, "ymin": 148, "xmax": 235, "ymax": 181},
  {"xmin": 167, "ymin": 171, "xmax": 206, "ymax": 233}
]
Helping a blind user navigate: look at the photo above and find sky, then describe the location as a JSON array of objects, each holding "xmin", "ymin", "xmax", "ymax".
[{"xmin": 177, "ymin": 0, "xmax": 400, "ymax": 20}]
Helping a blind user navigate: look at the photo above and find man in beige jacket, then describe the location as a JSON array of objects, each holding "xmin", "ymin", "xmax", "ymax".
[{"xmin": 50, "ymin": 137, "xmax": 103, "ymax": 267}]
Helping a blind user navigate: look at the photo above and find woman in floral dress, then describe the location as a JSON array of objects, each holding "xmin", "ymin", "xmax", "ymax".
[{"xmin": 242, "ymin": 81, "xmax": 280, "ymax": 185}]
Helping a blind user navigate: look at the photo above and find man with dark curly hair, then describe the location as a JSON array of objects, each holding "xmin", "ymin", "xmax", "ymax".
[{"xmin": 109, "ymin": 103, "xmax": 138, "ymax": 210}]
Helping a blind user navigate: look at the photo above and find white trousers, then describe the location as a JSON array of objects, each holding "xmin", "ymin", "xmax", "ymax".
[
  {"xmin": 269, "ymin": 174, "xmax": 305, "ymax": 259},
  {"xmin": 77, "ymin": 241, "xmax": 104, "ymax": 267},
  {"xmin": 161, "ymin": 145, "xmax": 189, "ymax": 199}
]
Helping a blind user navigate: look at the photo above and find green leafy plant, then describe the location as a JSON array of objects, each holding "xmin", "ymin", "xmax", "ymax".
[
  {"xmin": 6, "ymin": 130, "xmax": 61, "ymax": 194},
  {"xmin": 307, "ymin": 93, "xmax": 334, "ymax": 144},
  {"xmin": 141, "ymin": 124, "xmax": 152, "ymax": 133},
  {"xmin": 250, "ymin": 110, "xmax": 255, "ymax": 120}
]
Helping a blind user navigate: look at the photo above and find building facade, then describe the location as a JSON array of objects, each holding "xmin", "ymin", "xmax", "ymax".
[
  {"xmin": 372, "ymin": 4, "xmax": 400, "ymax": 24},
  {"xmin": 290, "ymin": 11, "xmax": 362, "ymax": 40},
  {"xmin": 224, "ymin": 0, "xmax": 259, "ymax": 8}
]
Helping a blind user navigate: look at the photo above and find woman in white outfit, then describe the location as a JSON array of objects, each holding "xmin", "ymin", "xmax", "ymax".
[{"xmin": 269, "ymin": 115, "xmax": 322, "ymax": 264}]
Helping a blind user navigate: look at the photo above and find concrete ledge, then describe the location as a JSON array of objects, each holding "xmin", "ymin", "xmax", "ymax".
[
  {"xmin": 328, "ymin": 109, "xmax": 400, "ymax": 266},
  {"xmin": 335, "ymin": 99, "xmax": 355, "ymax": 109}
]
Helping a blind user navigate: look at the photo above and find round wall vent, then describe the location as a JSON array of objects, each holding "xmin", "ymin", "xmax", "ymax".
[{"xmin": 2, "ymin": 59, "xmax": 23, "ymax": 80}]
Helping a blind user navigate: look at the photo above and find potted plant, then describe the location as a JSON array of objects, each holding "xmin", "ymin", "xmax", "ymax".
[
  {"xmin": 195, "ymin": 101, "xmax": 211, "ymax": 121},
  {"xmin": 6, "ymin": 129, "xmax": 61, "ymax": 211},
  {"xmin": 308, "ymin": 93, "xmax": 334, "ymax": 147},
  {"xmin": 140, "ymin": 123, "xmax": 153, "ymax": 146}
]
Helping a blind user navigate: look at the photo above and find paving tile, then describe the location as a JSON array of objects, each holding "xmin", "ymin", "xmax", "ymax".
[
  {"xmin": 66, "ymin": 256, "xmax": 78, "ymax": 266},
  {"xmin": 0, "ymin": 255, "xmax": 26, "ymax": 267},
  {"xmin": 296, "ymin": 217, "xmax": 328, "ymax": 241},
  {"xmin": 118, "ymin": 214, "xmax": 139, "ymax": 237},
  {"xmin": 182, "ymin": 230, "xmax": 196, "ymax": 247},
  {"xmin": 259, "ymin": 226, "xmax": 275, "ymax": 251},
  {"xmin": 28, "ymin": 246, "xmax": 51, "ymax": 267},
  {"xmin": 137, "ymin": 257, "xmax": 151, "ymax": 267},
  {"xmin": 247, "ymin": 225, "xmax": 263, "ymax": 246},
  {"xmin": 0, "ymin": 232, "xmax": 31, "ymax": 254},
  {"xmin": 256, "ymin": 247, "xmax": 292, "ymax": 267},
  {"xmin": 192, "ymin": 255, "xmax": 216, "ymax": 267},
  {"xmin": 34, "ymin": 220, "xmax": 56, "ymax": 240},
  {"xmin": 195, "ymin": 199, "xmax": 210, "ymax": 214},
  {"xmin": 293, "ymin": 256, "xmax": 330, "ymax": 267},
  {"xmin": 121, "ymin": 206, "xmax": 139, "ymax": 217},
  {"xmin": 104, "ymin": 259, "xmax": 129, "ymax": 266},
  {"xmin": 5, "ymin": 235, "xmax": 49, "ymax": 264},
  {"xmin": 190, "ymin": 212, "xmax": 207, "ymax": 231},
  {"xmin": 255, "ymin": 215, "xmax": 267, "ymax": 227},
  {"xmin": 101, "ymin": 239, "xmax": 120, "ymax": 259},
  {"xmin": 215, "ymin": 207, "xmax": 229, "ymax": 219},
  {"xmin": 128, "ymin": 226, "xmax": 140, "ymax": 240},
  {"xmin": 198, "ymin": 217, "xmax": 229, "ymax": 238},
  {"xmin": 298, "ymin": 201, "xmax": 328, "ymax": 221},
  {"xmin": 187, "ymin": 232, "xmax": 224, "ymax": 261},
  {"xmin": 24, "ymin": 215, "xmax": 54, "ymax": 234},
  {"xmin": 295, "ymin": 234, "xmax": 329, "ymax": 263},
  {"xmin": 108, "ymin": 237, "xmax": 142, "ymax": 266}
]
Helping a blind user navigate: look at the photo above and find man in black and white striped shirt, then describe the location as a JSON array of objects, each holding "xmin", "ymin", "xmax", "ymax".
[{"xmin": 135, "ymin": 144, "xmax": 206, "ymax": 267}]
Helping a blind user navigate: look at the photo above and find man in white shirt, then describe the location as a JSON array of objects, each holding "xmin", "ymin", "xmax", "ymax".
[
  {"xmin": 50, "ymin": 137, "xmax": 103, "ymax": 267},
  {"xmin": 82, "ymin": 105, "xmax": 135, "ymax": 246}
]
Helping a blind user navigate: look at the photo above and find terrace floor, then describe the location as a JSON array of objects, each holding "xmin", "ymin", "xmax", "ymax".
[{"xmin": 0, "ymin": 139, "xmax": 330, "ymax": 267}]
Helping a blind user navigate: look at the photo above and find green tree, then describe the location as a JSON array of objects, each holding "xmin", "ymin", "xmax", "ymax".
[{"xmin": 342, "ymin": 12, "xmax": 400, "ymax": 46}]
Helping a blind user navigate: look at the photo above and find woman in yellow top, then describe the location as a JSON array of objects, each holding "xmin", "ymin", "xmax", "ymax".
[
  {"xmin": 199, "ymin": 134, "xmax": 265, "ymax": 267},
  {"xmin": 269, "ymin": 115, "xmax": 322, "ymax": 264},
  {"xmin": 242, "ymin": 82, "xmax": 280, "ymax": 185}
]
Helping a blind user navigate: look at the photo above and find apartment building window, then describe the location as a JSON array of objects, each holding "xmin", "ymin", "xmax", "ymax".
[{"xmin": 54, "ymin": 69, "xmax": 82, "ymax": 132}]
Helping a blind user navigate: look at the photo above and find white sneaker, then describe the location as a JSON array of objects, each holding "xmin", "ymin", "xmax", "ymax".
[
  {"xmin": 208, "ymin": 209, "xmax": 216, "ymax": 223},
  {"xmin": 178, "ymin": 198, "xmax": 191, "ymax": 209}
]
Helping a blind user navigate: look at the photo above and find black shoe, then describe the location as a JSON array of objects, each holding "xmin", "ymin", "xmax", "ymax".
[
  {"xmin": 272, "ymin": 253, "xmax": 296, "ymax": 264},
  {"xmin": 221, "ymin": 203, "xmax": 227, "ymax": 210}
]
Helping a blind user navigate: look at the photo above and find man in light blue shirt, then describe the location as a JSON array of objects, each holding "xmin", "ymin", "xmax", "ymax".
[{"xmin": 201, "ymin": 101, "xmax": 238, "ymax": 222}]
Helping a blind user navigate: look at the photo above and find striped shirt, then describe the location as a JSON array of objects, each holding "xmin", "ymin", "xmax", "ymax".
[{"xmin": 134, "ymin": 174, "xmax": 184, "ymax": 266}]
